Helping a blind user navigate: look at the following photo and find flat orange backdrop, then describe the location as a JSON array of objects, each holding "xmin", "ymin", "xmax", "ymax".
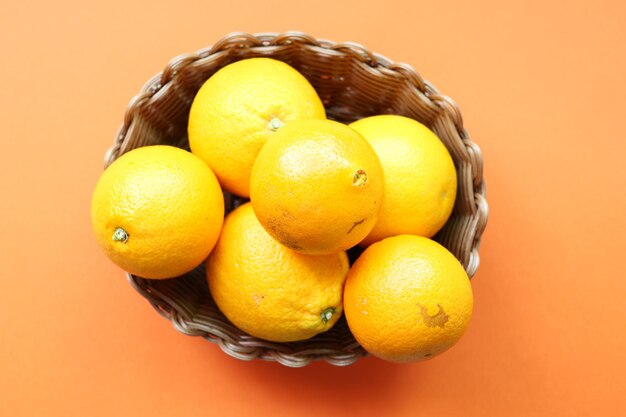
[{"xmin": 1, "ymin": 1, "xmax": 625, "ymax": 416}]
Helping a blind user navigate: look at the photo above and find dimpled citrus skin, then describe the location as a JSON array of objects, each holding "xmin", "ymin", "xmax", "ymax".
[
  {"xmin": 91, "ymin": 145, "xmax": 224, "ymax": 279},
  {"xmin": 206, "ymin": 203, "xmax": 349, "ymax": 342},
  {"xmin": 188, "ymin": 57, "xmax": 326, "ymax": 197},
  {"xmin": 343, "ymin": 235, "xmax": 473, "ymax": 362},
  {"xmin": 349, "ymin": 115, "xmax": 457, "ymax": 246},
  {"xmin": 250, "ymin": 119, "xmax": 384, "ymax": 255}
]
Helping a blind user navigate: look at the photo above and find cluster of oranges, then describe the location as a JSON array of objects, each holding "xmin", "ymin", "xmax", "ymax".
[{"xmin": 91, "ymin": 58, "xmax": 473, "ymax": 363}]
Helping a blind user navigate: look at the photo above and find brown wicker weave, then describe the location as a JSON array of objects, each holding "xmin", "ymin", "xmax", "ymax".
[{"xmin": 104, "ymin": 31, "xmax": 488, "ymax": 367}]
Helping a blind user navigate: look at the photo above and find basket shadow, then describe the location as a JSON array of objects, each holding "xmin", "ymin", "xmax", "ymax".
[{"xmin": 231, "ymin": 355, "xmax": 407, "ymax": 410}]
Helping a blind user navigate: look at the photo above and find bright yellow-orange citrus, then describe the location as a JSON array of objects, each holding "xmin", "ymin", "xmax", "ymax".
[
  {"xmin": 206, "ymin": 203, "xmax": 349, "ymax": 342},
  {"xmin": 188, "ymin": 57, "xmax": 326, "ymax": 197},
  {"xmin": 343, "ymin": 235, "xmax": 473, "ymax": 362},
  {"xmin": 349, "ymin": 115, "xmax": 457, "ymax": 245},
  {"xmin": 91, "ymin": 145, "xmax": 224, "ymax": 279},
  {"xmin": 250, "ymin": 119, "xmax": 384, "ymax": 255}
]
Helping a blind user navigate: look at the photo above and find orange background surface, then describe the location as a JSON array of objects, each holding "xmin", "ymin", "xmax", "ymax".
[{"xmin": 1, "ymin": 1, "xmax": 625, "ymax": 416}]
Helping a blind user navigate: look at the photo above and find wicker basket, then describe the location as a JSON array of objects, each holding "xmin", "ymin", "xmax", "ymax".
[{"xmin": 104, "ymin": 31, "xmax": 488, "ymax": 367}]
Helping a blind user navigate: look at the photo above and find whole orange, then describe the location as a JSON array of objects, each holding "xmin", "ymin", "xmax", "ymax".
[
  {"xmin": 349, "ymin": 115, "xmax": 457, "ymax": 245},
  {"xmin": 91, "ymin": 145, "xmax": 224, "ymax": 279},
  {"xmin": 343, "ymin": 235, "xmax": 473, "ymax": 362},
  {"xmin": 250, "ymin": 119, "xmax": 384, "ymax": 255},
  {"xmin": 188, "ymin": 57, "xmax": 326, "ymax": 197},
  {"xmin": 206, "ymin": 203, "xmax": 349, "ymax": 342}
]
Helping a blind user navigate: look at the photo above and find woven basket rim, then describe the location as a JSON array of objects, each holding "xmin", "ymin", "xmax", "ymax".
[{"xmin": 105, "ymin": 31, "xmax": 489, "ymax": 367}]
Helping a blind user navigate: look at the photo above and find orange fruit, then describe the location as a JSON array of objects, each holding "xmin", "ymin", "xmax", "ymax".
[
  {"xmin": 206, "ymin": 203, "xmax": 349, "ymax": 342},
  {"xmin": 250, "ymin": 119, "xmax": 384, "ymax": 255},
  {"xmin": 91, "ymin": 145, "xmax": 224, "ymax": 279},
  {"xmin": 188, "ymin": 57, "xmax": 326, "ymax": 197},
  {"xmin": 343, "ymin": 235, "xmax": 473, "ymax": 362},
  {"xmin": 349, "ymin": 115, "xmax": 457, "ymax": 245}
]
